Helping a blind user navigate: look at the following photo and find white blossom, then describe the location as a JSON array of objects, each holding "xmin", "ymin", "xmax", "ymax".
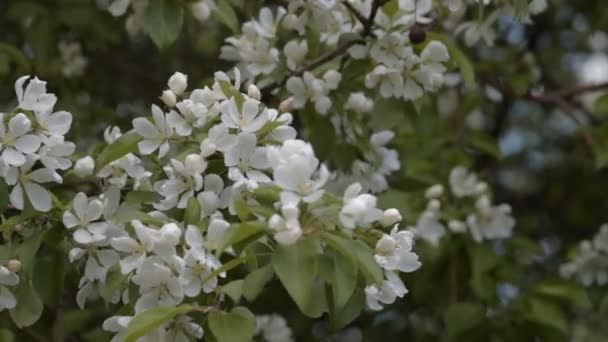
[
  {"xmin": 132, "ymin": 104, "xmax": 174, "ymax": 158},
  {"xmin": 339, "ymin": 183, "xmax": 382, "ymax": 229}
]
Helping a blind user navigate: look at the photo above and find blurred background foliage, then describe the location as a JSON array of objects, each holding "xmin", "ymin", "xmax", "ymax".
[{"xmin": 2, "ymin": 0, "xmax": 608, "ymax": 341}]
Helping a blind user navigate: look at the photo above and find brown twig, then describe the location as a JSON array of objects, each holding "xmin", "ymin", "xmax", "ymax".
[
  {"xmin": 295, "ymin": 39, "xmax": 365, "ymax": 76},
  {"xmin": 342, "ymin": 1, "xmax": 367, "ymax": 28},
  {"xmin": 527, "ymin": 92, "xmax": 595, "ymax": 150},
  {"xmin": 261, "ymin": 0, "xmax": 387, "ymax": 97},
  {"xmin": 555, "ymin": 82, "xmax": 608, "ymax": 99}
]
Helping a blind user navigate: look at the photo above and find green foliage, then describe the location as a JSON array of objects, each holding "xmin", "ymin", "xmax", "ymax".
[
  {"xmin": 242, "ymin": 264, "xmax": 274, "ymax": 302},
  {"xmin": 95, "ymin": 133, "xmax": 143, "ymax": 172},
  {"xmin": 0, "ymin": 178, "xmax": 8, "ymax": 214},
  {"xmin": 272, "ymin": 238, "xmax": 327, "ymax": 318},
  {"xmin": 144, "ymin": 0, "xmax": 184, "ymax": 49},
  {"xmin": 208, "ymin": 307, "xmax": 255, "ymax": 342},
  {"xmin": 124, "ymin": 304, "xmax": 196, "ymax": 342},
  {"xmin": 9, "ymin": 280, "xmax": 44, "ymax": 328},
  {"xmin": 443, "ymin": 302, "xmax": 485, "ymax": 341},
  {"xmin": 213, "ymin": 0, "xmax": 240, "ymax": 33}
]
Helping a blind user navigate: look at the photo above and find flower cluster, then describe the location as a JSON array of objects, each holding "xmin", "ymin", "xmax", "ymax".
[
  {"xmin": 446, "ymin": 0, "xmax": 548, "ymax": 46},
  {"xmin": 1, "ymin": 76, "xmax": 75, "ymax": 212},
  {"xmin": 560, "ymin": 224, "xmax": 608, "ymax": 287},
  {"xmin": 102, "ymin": 0, "xmax": 215, "ymax": 36},
  {"xmin": 410, "ymin": 166, "xmax": 515, "ymax": 246},
  {"xmin": 254, "ymin": 314, "xmax": 294, "ymax": 342},
  {"xmin": 34, "ymin": 70, "xmax": 423, "ymax": 339},
  {"xmin": 221, "ymin": 1, "xmax": 451, "ymax": 103}
]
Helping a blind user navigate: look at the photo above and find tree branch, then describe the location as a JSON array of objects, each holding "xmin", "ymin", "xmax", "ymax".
[
  {"xmin": 261, "ymin": 0, "xmax": 387, "ymax": 97},
  {"xmin": 527, "ymin": 92, "xmax": 595, "ymax": 150},
  {"xmin": 555, "ymin": 82, "xmax": 608, "ymax": 99},
  {"xmin": 342, "ymin": 1, "xmax": 367, "ymax": 28}
]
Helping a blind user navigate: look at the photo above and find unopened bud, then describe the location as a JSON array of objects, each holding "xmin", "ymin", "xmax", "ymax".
[
  {"xmin": 448, "ymin": 220, "xmax": 467, "ymax": 233},
  {"xmin": 279, "ymin": 97, "xmax": 293, "ymax": 113},
  {"xmin": 425, "ymin": 184, "xmax": 444, "ymax": 199},
  {"xmin": 74, "ymin": 156, "xmax": 95, "ymax": 178},
  {"xmin": 475, "ymin": 182, "xmax": 488, "ymax": 195},
  {"xmin": 14, "ymin": 223, "xmax": 24, "ymax": 233},
  {"xmin": 7, "ymin": 259, "xmax": 21, "ymax": 273},
  {"xmin": 191, "ymin": 1, "xmax": 212, "ymax": 22},
  {"xmin": 427, "ymin": 199, "xmax": 441, "ymax": 212},
  {"xmin": 380, "ymin": 208, "xmax": 402, "ymax": 227},
  {"xmin": 168, "ymin": 71, "xmax": 188, "ymax": 95},
  {"xmin": 247, "ymin": 84, "xmax": 261, "ymax": 100},
  {"xmin": 161, "ymin": 89, "xmax": 177, "ymax": 107},
  {"xmin": 476, "ymin": 195, "xmax": 491, "ymax": 213},
  {"xmin": 184, "ymin": 154, "xmax": 207, "ymax": 174}
]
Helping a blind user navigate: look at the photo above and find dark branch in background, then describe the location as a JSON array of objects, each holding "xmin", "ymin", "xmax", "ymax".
[
  {"xmin": 526, "ymin": 82, "xmax": 608, "ymax": 150},
  {"xmin": 342, "ymin": 1, "xmax": 368, "ymax": 28},
  {"xmin": 365, "ymin": 0, "xmax": 389, "ymax": 36},
  {"xmin": 261, "ymin": 0, "xmax": 387, "ymax": 97},
  {"xmin": 554, "ymin": 82, "xmax": 608, "ymax": 99}
]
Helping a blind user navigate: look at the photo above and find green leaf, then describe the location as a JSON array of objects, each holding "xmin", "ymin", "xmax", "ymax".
[
  {"xmin": 33, "ymin": 247, "xmax": 66, "ymax": 308},
  {"xmin": 522, "ymin": 297, "xmax": 567, "ymax": 334},
  {"xmin": 102, "ymin": 265, "xmax": 127, "ymax": 303},
  {"xmin": 272, "ymin": 238, "xmax": 327, "ymax": 317},
  {"xmin": 233, "ymin": 199, "xmax": 253, "ymax": 221},
  {"xmin": 243, "ymin": 264, "xmax": 274, "ymax": 302},
  {"xmin": 213, "ymin": 0, "xmax": 239, "ymax": 33},
  {"xmin": 95, "ymin": 133, "xmax": 143, "ymax": 172},
  {"xmin": 16, "ymin": 232, "xmax": 43, "ymax": 275},
  {"xmin": 0, "ymin": 328, "xmax": 15, "ymax": 342},
  {"xmin": 218, "ymin": 221, "xmax": 266, "ymax": 254},
  {"xmin": 331, "ymin": 252, "xmax": 358, "ymax": 310},
  {"xmin": 0, "ymin": 178, "xmax": 8, "ymax": 214},
  {"xmin": 443, "ymin": 302, "xmax": 485, "ymax": 341},
  {"xmin": 184, "ymin": 197, "xmax": 201, "ymax": 226},
  {"xmin": 534, "ymin": 280, "xmax": 591, "ymax": 308},
  {"xmin": 125, "ymin": 191, "xmax": 162, "ymax": 205},
  {"xmin": 306, "ymin": 23, "xmax": 321, "ymax": 57},
  {"xmin": 250, "ymin": 187, "xmax": 280, "ymax": 206},
  {"xmin": 427, "ymin": 33, "xmax": 477, "ymax": 92},
  {"xmin": 217, "ymin": 80, "xmax": 244, "ymax": 109},
  {"xmin": 323, "ymin": 233, "xmax": 383, "ymax": 285},
  {"xmin": 593, "ymin": 93, "xmax": 608, "ymax": 117},
  {"xmin": 209, "ymin": 307, "xmax": 255, "ymax": 342},
  {"xmin": 222, "ymin": 280, "xmax": 243, "ymax": 303},
  {"xmin": 591, "ymin": 123, "xmax": 608, "ymax": 169},
  {"xmin": 467, "ymin": 243, "xmax": 498, "ymax": 299},
  {"xmin": 331, "ymin": 282, "xmax": 365, "ymax": 330},
  {"xmin": 470, "ymin": 132, "xmax": 502, "ymax": 159},
  {"xmin": 124, "ymin": 304, "xmax": 195, "ymax": 342},
  {"xmin": 143, "ymin": 0, "xmax": 184, "ymax": 49},
  {"xmin": 9, "ymin": 280, "xmax": 44, "ymax": 328}
]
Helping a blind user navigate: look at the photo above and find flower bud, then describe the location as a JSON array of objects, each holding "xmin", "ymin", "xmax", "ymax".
[
  {"xmin": 409, "ymin": 25, "xmax": 427, "ymax": 45},
  {"xmin": 74, "ymin": 156, "xmax": 95, "ymax": 178},
  {"xmin": 279, "ymin": 97, "xmax": 294, "ymax": 113},
  {"xmin": 14, "ymin": 223, "xmax": 24, "ymax": 233},
  {"xmin": 448, "ymin": 220, "xmax": 467, "ymax": 233},
  {"xmin": 427, "ymin": 199, "xmax": 441, "ymax": 212},
  {"xmin": 425, "ymin": 184, "xmax": 444, "ymax": 199},
  {"xmin": 168, "ymin": 72, "xmax": 188, "ymax": 95},
  {"xmin": 161, "ymin": 89, "xmax": 177, "ymax": 107},
  {"xmin": 7, "ymin": 259, "xmax": 21, "ymax": 273},
  {"xmin": 191, "ymin": 1, "xmax": 212, "ymax": 22},
  {"xmin": 475, "ymin": 182, "xmax": 488, "ymax": 195},
  {"xmin": 247, "ymin": 84, "xmax": 261, "ymax": 100},
  {"xmin": 380, "ymin": 208, "xmax": 402, "ymax": 227},
  {"xmin": 185, "ymin": 154, "xmax": 207, "ymax": 174},
  {"xmin": 476, "ymin": 195, "xmax": 491, "ymax": 213},
  {"xmin": 281, "ymin": 14, "xmax": 299, "ymax": 30}
]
